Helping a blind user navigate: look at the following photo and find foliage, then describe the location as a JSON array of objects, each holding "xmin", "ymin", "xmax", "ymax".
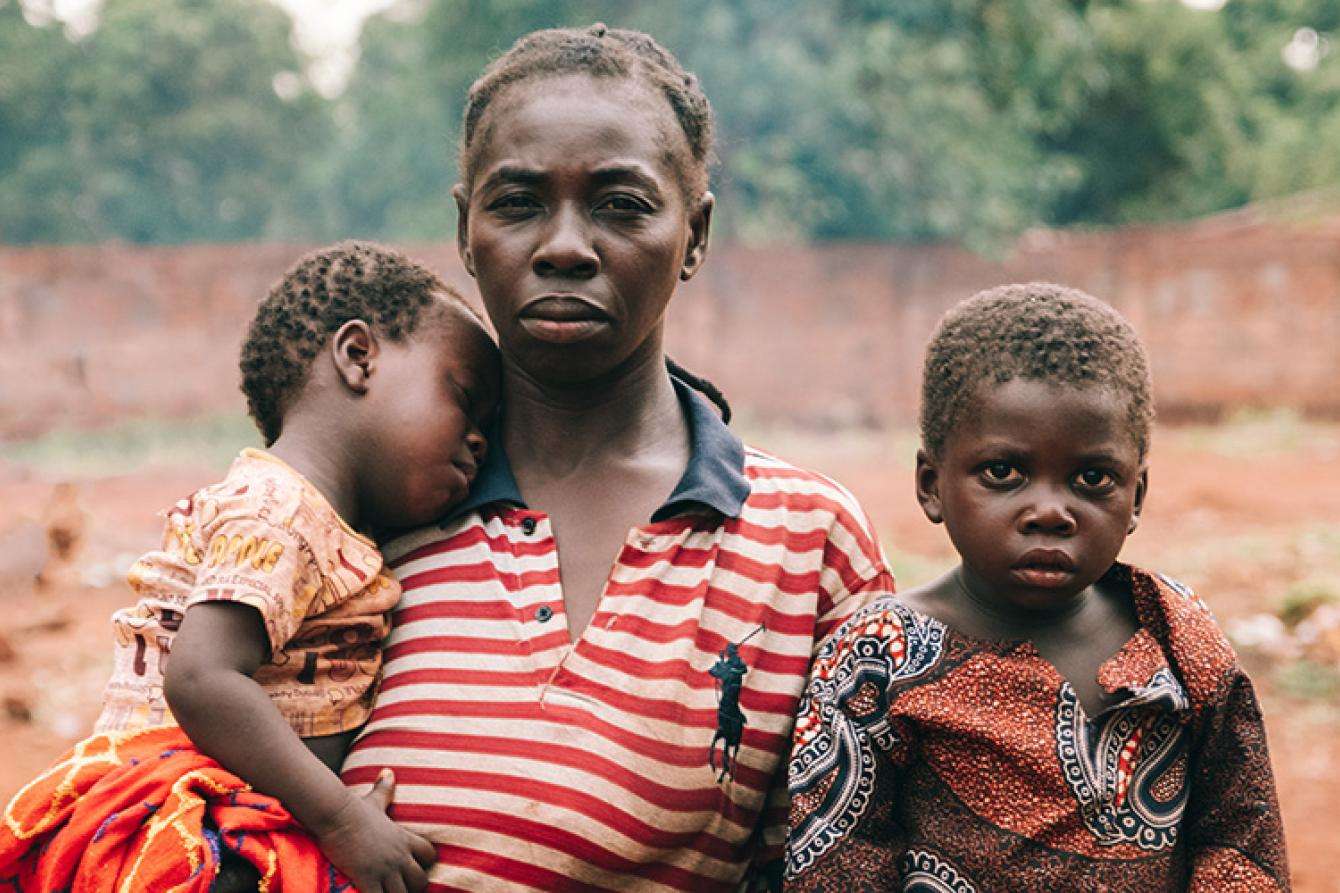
[
  {"xmin": 3, "ymin": 0, "xmax": 1340, "ymax": 248},
  {"xmin": 0, "ymin": 0, "xmax": 329, "ymax": 243}
]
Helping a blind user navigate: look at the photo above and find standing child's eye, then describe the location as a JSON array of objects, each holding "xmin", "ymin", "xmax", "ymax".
[
  {"xmin": 979, "ymin": 463, "xmax": 1022, "ymax": 487},
  {"xmin": 1075, "ymin": 469, "xmax": 1115, "ymax": 492}
]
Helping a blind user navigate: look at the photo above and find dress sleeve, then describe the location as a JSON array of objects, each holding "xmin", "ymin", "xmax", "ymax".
[
  {"xmin": 188, "ymin": 515, "xmax": 322, "ymax": 655},
  {"xmin": 784, "ymin": 605, "xmax": 918, "ymax": 890},
  {"xmin": 1185, "ymin": 669, "xmax": 1290, "ymax": 892}
]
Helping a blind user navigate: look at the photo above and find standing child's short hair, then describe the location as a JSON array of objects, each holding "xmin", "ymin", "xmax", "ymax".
[
  {"xmin": 239, "ymin": 241, "xmax": 476, "ymax": 446},
  {"xmin": 920, "ymin": 282, "xmax": 1154, "ymax": 458},
  {"xmin": 459, "ymin": 23, "xmax": 714, "ymax": 197}
]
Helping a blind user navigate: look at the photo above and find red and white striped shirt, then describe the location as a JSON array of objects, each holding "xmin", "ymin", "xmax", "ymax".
[{"xmin": 342, "ymin": 379, "xmax": 894, "ymax": 891}]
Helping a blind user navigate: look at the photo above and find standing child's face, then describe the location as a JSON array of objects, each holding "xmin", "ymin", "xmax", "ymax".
[
  {"xmin": 916, "ymin": 379, "xmax": 1147, "ymax": 613},
  {"xmin": 355, "ymin": 303, "xmax": 501, "ymax": 530},
  {"xmin": 454, "ymin": 73, "xmax": 712, "ymax": 385}
]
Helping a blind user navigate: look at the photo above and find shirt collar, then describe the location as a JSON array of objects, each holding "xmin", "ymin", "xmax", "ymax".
[{"xmin": 440, "ymin": 373, "xmax": 749, "ymax": 528}]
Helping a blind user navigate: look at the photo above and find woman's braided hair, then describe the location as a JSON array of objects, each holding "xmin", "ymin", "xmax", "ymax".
[
  {"xmin": 460, "ymin": 24, "xmax": 731, "ymax": 423},
  {"xmin": 239, "ymin": 241, "xmax": 472, "ymax": 446},
  {"xmin": 459, "ymin": 23, "xmax": 714, "ymax": 198},
  {"xmin": 920, "ymin": 282, "xmax": 1154, "ymax": 458}
]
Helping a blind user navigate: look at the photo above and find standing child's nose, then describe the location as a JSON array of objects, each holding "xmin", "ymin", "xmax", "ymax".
[
  {"xmin": 533, "ymin": 204, "xmax": 599, "ymax": 279},
  {"xmin": 1020, "ymin": 487, "xmax": 1077, "ymax": 535}
]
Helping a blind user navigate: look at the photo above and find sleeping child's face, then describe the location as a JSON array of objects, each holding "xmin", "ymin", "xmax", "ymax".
[
  {"xmin": 917, "ymin": 378, "xmax": 1147, "ymax": 614},
  {"xmin": 356, "ymin": 300, "xmax": 501, "ymax": 530}
]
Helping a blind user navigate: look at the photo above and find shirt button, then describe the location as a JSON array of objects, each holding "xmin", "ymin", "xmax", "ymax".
[
  {"xmin": 521, "ymin": 517, "xmax": 537, "ymax": 535},
  {"xmin": 535, "ymin": 605, "xmax": 554, "ymax": 623}
]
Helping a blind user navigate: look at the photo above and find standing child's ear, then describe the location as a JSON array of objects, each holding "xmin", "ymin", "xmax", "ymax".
[
  {"xmin": 679, "ymin": 192, "xmax": 714, "ymax": 282},
  {"xmin": 453, "ymin": 184, "xmax": 475, "ymax": 278},
  {"xmin": 1128, "ymin": 466, "xmax": 1149, "ymax": 535},
  {"xmin": 915, "ymin": 449, "xmax": 944, "ymax": 525},
  {"xmin": 331, "ymin": 319, "xmax": 379, "ymax": 394}
]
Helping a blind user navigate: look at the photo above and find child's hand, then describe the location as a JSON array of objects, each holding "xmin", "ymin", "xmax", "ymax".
[{"xmin": 312, "ymin": 769, "xmax": 437, "ymax": 893}]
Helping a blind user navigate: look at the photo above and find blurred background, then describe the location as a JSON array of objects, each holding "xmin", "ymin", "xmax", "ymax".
[{"xmin": 1, "ymin": 0, "xmax": 1339, "ymax": 887}]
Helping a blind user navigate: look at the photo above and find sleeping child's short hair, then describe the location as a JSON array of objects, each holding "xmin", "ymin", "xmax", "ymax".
[
  {"xmin": 920, "ymin": 282, "xmax": 1154, "ymax": 458},
  {"xmin": 239, "ymin": 240, "xmax": 476, "ymax": 446}
]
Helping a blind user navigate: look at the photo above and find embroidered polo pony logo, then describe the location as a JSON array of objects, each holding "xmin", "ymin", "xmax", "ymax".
[{"xmin": 708, "ymin": 624, "xmax": 764, "ymax": 782}]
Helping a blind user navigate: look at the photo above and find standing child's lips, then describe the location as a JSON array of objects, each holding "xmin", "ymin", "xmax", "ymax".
[
  {"xmin": 1011, "ymin": 549, "xmax": 1077, "ymax": 587},
  {"xmin": 1011, "ymin": 566, "xmax": 1075, "ymax": 588},
  {"xmin": 1013, "ymin": 548, "xmax": 1077, "ymax": 571}
]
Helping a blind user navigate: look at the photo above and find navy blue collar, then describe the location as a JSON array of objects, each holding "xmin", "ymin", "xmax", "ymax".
[{"xmin": 440, "ymin": 374, "xmax": 749, "ymax": 527}]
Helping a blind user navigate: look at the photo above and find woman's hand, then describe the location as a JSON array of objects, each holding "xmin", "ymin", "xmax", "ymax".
[{"xmin": 311, "ymin": 769, "xmax": 437, "ymax": 893}]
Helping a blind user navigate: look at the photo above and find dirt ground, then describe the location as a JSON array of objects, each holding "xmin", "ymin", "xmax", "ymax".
[{"xmin": 1, "ymin": 415, "xmax": 1338, "ymax": 890}]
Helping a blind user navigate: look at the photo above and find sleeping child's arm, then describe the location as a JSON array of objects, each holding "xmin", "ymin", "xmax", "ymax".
[
  {"xmin": 1184, "ymin": 670, "xmax": 1290, "ymax": 892},
  {"xmin": 166, "ymin": 600, "xmax": 435, "ymax": 892}
]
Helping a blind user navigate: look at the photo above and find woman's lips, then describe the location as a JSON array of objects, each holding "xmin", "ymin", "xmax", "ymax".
[{"xmin": 519, "ymin": 296, "xmax": 611, "ymax": 344}]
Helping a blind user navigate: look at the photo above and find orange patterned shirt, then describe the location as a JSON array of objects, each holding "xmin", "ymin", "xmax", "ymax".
[{"xmin": 95, "ymin": 449, "xmax": 401, "ymax": 739}]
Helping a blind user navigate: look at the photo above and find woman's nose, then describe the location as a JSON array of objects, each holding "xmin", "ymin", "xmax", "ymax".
[{"xmin": 533, "ymin": 205, "xmax": 598, "ymax": 279}]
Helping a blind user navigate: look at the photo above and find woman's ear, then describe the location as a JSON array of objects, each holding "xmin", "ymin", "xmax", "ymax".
[
  {"xmin": 679, "ymin": 191, "xmax": 714, "ymax": 282},
  {"xmin": 453, "ymin": 184, "xmax": 475, "ymax": 278},
  {"xmin": 1128, "ymin": 466, "xmax": 1149, "ymax": 534},
  {"xmin": 916, "ymin": 449, "xmax": 944, "ymax": 524},
  {"xmin": 331, "ymin": 319, "xmax": 378, "ymax": 394}
]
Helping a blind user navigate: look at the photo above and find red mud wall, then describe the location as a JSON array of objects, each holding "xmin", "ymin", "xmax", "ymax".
[{"xmin": 3, "ymin": 212, "xmax": 1339, "ymax": 438}]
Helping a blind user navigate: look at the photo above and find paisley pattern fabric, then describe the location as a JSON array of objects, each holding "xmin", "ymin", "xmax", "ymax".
[
  {"xmin": 785, "ymin": 564, "xmax": 1289, "ymax": 892},
  {"xmin": 1054, "ymin": 667, "xmax": 1189, "ymax": 850}
]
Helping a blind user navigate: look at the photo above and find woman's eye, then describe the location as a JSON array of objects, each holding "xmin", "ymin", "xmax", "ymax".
[
  {"xmin": 488, "ymin": 193, "xmax": 539, "ymax": 215},
  {"xmin": 980, "ymin": 463, "xmax": 1021, "ymax": 486},
  {"xmin": 1076, "ymin": 469, "xmax": 1115, "ymax": 491},
  {"xmin": 597, "ymin": 193, "xmax": 652, "ymax": 215}
]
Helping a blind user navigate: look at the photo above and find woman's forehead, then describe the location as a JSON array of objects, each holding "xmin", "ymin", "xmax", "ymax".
[{"xmin": 471, "ymin": 73, "xmax": 688, "ymax": 183}]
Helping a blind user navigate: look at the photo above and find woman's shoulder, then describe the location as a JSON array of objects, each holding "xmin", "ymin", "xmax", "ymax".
[
  {"xmin": 739, "ymin": 444, "xmax": 877, "ymax": 526},
  {"xmin": 739, "ymin": 445, "xmax": 892, "ymax": 587}
]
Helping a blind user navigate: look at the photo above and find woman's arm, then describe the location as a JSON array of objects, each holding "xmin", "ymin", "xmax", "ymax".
[{"xmin": 165, "ymin": 601, "xmax": 436, "ymax": 892}]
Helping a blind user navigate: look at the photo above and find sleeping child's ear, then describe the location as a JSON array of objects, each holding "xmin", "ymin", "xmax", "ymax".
[{"xmin": 330, "ymin": 319, "xmax": 379, "ymax": 395}]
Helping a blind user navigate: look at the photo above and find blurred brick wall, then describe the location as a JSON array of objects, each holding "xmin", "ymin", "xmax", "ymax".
[{"xmin": 3, "ymin": 209, "xmax": 1339, "ymax": 438}]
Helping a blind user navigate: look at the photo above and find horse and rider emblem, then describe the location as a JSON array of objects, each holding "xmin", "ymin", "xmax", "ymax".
[{"xmin": 708, "ymin": 624, "xmax": 764, "ymax": 782}]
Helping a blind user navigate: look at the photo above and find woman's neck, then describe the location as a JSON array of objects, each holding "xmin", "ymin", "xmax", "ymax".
[{"xmin": 501, "ymin": 346, "xmax": 687, "ymax": 478}]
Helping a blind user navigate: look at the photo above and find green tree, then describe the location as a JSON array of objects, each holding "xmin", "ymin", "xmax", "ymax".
[
  {"xmin": 0, "ymin": 0, "xmax": 330, "ymax": 244},
  {"xmin": 0, "ymin": 2, "xmax": 82, "ymax": 243}
]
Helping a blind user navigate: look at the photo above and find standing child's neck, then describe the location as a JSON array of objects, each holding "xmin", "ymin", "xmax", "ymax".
[{"xmin": 954, "ymin": 565, "xmax": 1090, "ymax": 632}]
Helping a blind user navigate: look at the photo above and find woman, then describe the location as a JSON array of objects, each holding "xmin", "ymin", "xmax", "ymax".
[{"xmin": 340, "ymin": 25, "xmax": 895, "ymax": 892}]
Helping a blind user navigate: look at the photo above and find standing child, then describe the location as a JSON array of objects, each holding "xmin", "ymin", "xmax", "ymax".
[
  {"xmin": 0, "ymin": 241, "xmax": 500, "ymax": 893},
  {"xmin": 785, "ymin": 284, "xmax": 1288, "ymax": 891}
]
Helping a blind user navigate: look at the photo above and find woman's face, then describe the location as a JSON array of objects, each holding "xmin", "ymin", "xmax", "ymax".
[{"xmin": 455, "ymin": 74, "xmax": 712, "ymax": 386}]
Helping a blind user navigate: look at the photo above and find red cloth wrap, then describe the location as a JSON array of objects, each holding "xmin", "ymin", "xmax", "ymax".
[{"xmin": 0, "ymin": 725, "xmax": 343, "ymax": 892}]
